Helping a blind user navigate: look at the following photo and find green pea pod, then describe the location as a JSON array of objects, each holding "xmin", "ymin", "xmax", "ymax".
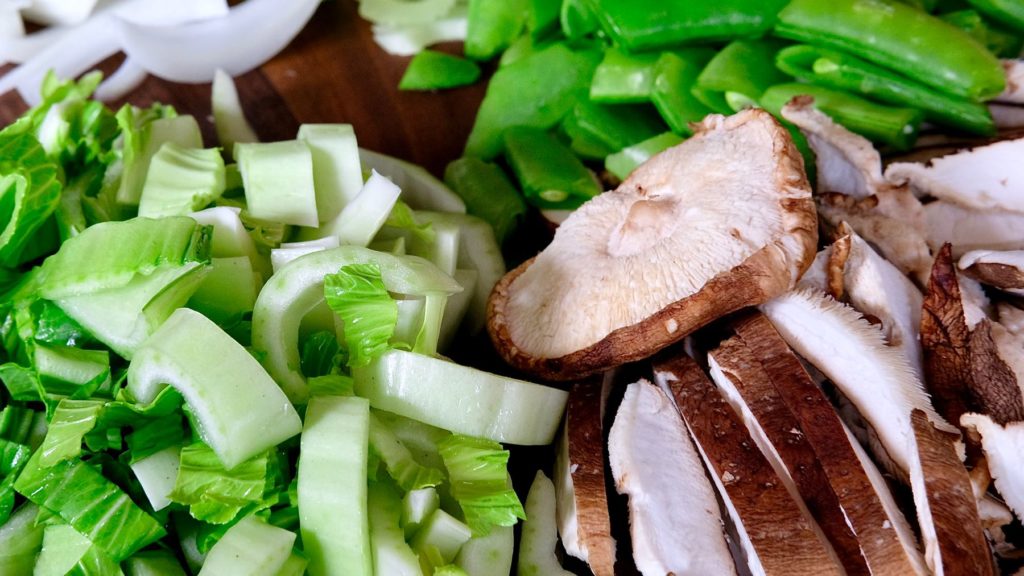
[
  {"xmin": 589, "ymin": 49, "xmax": 663, "ymax": 103},
  {"xmin": 760, "ymin": 83, "xmax": 924, "ymax": 150},
  {"xmin": 444, "ymin": 158, "xmax": 526, "ymax": 245},
  {"xmin": 775, "ymin": 45, "xmax": 995, "ymax": 135},
  {"xmin": 775, "ymin": 0, "xmax": 1005, "ymax": 101},
  {"xmin": 586, "ymin": 0, "xmax": 790, "ymax": 53},
  {"xmin": 528, "ymin": 0, "xmax": 561, "ymax": 39},
  {"xmin": 694, "ymin": 39, "xmax": 793, "ymax": 114},
  {"xmin": 503, "ymin": 127, "xmax": 601, "ymax": 210},
  {"xmin": 464, "ymin": 0, "xmax": 527, "ymax": 61},
  {"xmin": 398, "ymin": 51, "xmax": 481, "ymax": 91},
  {"xmin": 604, "ymin": 132, "xmax": 683, "ymax": 181},
  {"xmin": 561, "ymin": 100, "xmax": 667, "ymax": 160},
  {"xmin": 465, "ymin": 43, "xmax": 601, "ymax": 159},
  {"xmin": 942, "ymin": 9, "xmax": 1024, "ymax": 56},
  {"xmin": 968, "ymin": 0, "xmax": 1024, "ymax": 31},
  {"xmin": 650, "ymin": 50, "xmax": 717, "ymax": 135},
  {"xmin": 560, "ymin": 0, "xmax": 600, "ymax": 39}
]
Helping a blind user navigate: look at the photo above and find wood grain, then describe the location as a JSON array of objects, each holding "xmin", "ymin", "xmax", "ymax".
[{"xmin": 0, "ymin": 0, "xmax": 487, "ymax": 178}]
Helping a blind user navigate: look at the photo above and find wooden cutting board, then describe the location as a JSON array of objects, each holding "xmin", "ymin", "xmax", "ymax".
[{"xmin": 0, "ymin": 0, "xmax": 488, "ymax": 179}]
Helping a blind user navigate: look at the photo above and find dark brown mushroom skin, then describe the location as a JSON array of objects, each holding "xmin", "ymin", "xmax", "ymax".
[
  {"xmin": 962, "ymin": 261, "xmax": 1024, "ymax": 291},
  {"xmin": 654, "ymin": 352, "xmax": 844, "ymax": 576}
]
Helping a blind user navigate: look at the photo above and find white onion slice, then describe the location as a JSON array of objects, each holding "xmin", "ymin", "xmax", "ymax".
[
  {"xmin": 359, "ymin": 0, "xmax": 455, "ymax": 26},
  {"xmin": 22, "ymin": 0, "xmax": 100, "ymax": 27},
  {"xmin": 113, "ymin": 0, "xmax": 228, "ymax": 26},
  {"xmin": 0, "ymin": 22, "xmax": 70, "ymax": 65},
  {"xmin": 0, "ymin": 1, "xmax": 28, "ymax": 40},
  {"xmin": 0, "ymin": 11, "xmax": 121, "ymax": 105},
  {"xmin": 371, "ymin": 10, "xmax": 467, "ymax": 57},
  {"xmin": 115, "ymin": 0, "xmax": 319, "ymax": 83},
  {"xmin": 93, "ymin": 56, "xmax": 147, "ymax": 101}
]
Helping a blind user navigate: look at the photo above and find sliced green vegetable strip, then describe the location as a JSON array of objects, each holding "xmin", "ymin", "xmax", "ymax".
[
  {"xmin": 527, "ymin": 0, "xmax": 560, "ymax": 38},
  {"xmin": 456, "ymin": 525, "xmax": 514, "ymax": 576},
  {"xmin": 198, "ymin": 516, "xmax": 295, "ymax": 576},
  {"xmin": 589, "ymin": 48, "xmax": 661, "ymax": 103},
  {"xmin": 775, "ymin": 44, "xmax": 995, "ymax": 135},
  {"xmin": 299, "ymin": 395, "xmax": 372, "ymax": 576},
  {"xmin": 124, "ymin": 550, "xmax": 188, "ymax": 576},
  {"xmin": 33, "ymin": 522, "xmax": 123, "ymax": 576},
  {"xmin": 465, "ymin": 43, "xmax": 601, "ymax": 159},
  {"xmin": 251, "ymin": 246, "xmax": 461, "ymax": 403},
  {"xmin": 605, "ymin": 131, "xmax": 683, "ymax": 181},
  {"xmin": 760, "ymin": 83, "xmax": 924, "ymax": 150},
  {"xmin": 562, "ymin": 100, "xmax": 666, "ymax": 161},
  {"xmin": 138, "ymin": 142, "xmax": 226, "ymax": 218},
  {"xmin": 37, "ymin": 398, "xmax": 104, "ymax": 466},
  {"xmin": 369, "ymin": 412, "xmax": 444, "ymax": 491},
  {"xmin": 169, "ymin": 442, "xmax": 269, "ymax": 524},
  {"xmin": 517, "ymin": 470, "xmax": 573, "ymax": 576},
  {"xmin": 0, "ymin": 438, "xmax": 30, "ymax": 523},
  {"xmin": 775, "ymin": 0, "xmax": 1005, "ymax": 100},
  {"xmin": 412, "ymin": 509, "xmax": 473, "ymax": 570},
  {"xmin": 560, "ymin": 0, "xmax": 599, "ymax": 38},
  {"xmin": 967, "ymin": 0, "xmax": 1024, "ymax": 31},
  {"xmin": 298, "ymin": 124, "xmax": 363, "ymax": 222},
  {"xmin": 650, "ymin": 50, "xmax": 717, "ymax": 135},
  {"xmin": 235, "ymin": 140, "xmax": 318, "ymax": 228},
  {"xmin": 0, "ymin": 130, "xmax": 62, "ymax": 268},
  {"xmin": 14, "ymin": 451, "xmax": 166, "ymax": 561},
  {"xmin": 694, "ymin": 39, "xmax": 792, "ymax": 113},
  {"xmin": 444, "ymin": 157, "xmax": 526, "ymax": 246},
  {"xmin": 127, "ymin": 308, "xmax": 302, "ymax": 469},
  {"xmin": 503, "ymin": 127, "xmax": 601, "ymax": 210},
  {"xmin": 940, "ymin": 9, "xmax": 1023, "ymax": 57},
  {"xmin": 130, "ymin": 445, "xmax": 181, "ymax": 512},
  {"xmin": 439, "ymin": 435, "xmax": 525, "ymax": 536},
  {"xmin": 352, "ymin": 349, "xmax": 568, "ymax": 445},
  {"xmin": 400, "ymin": 51, "xmax": 482, "ymax": 91},
  {"xmin": 187, "ymin": 256, "xmax": 258, "ymax": 323},
  {"xmin": 465, "ymin": 0, "xmax": 527, "ymax": 60},
  {"xmin": 368, "ymin": 480, "xmax": 422, "ymax": 576},
  {"xmin": 0, "ymin": 503, "xmax": 44, "ymax": 574},
  {"xmin": 324, "ymin": 263, "xmax": 399, "ymax": 368},
  {"xmin": 588, "ymin": 0, "xmax": 790, "ymax": 52},
  {"xmin": 115, "ymin": 111, "xmax": 201, "ymax": 206},
  {"xmin": 211, "ymin": 69, "xmax": 258, "ymax": 159}
]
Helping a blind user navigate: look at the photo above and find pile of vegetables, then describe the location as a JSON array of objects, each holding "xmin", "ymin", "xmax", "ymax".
[
  {"xmin": 0, "ymin": 73, "xmax": 570, "ymax": 575},
  {"xmin": 370, "ymin": 0, "xmax": 1024, "ymax": 244}
]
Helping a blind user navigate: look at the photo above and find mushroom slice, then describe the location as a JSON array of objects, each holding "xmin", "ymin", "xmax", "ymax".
[
  {"xmin": 961, "ymin": 413, "xmax": 1024, "ymax": 523},
  {"xmin": 996, "ymin": 59, "xmax": 1024, "ymax": 105},
  {"xmin": 818, "ymin": 192, "xmax": 932, "ymax": 284},
  {"xmin": 999, "ymin": 303, "xmax": 1024, "ymax": 335},
  {"xmin": 654, "ymin": 354, "xmax": 845, "ymax": 576},
  {"xmin": 908, "ymin": 409, "xmax": 996, "ymax": 576},
  {"xmin": 761, "ymin": 287, "xmax": 957, "ymax": 480},
  {"xmin": 960, "ymin": 250, "xmax": 1024, "ymax": 295},
  {"xmin": 781, "ymin": 96, "xmax": 891, "ymax": 199},
  {"xmin": 989, "ymin": 103, "xmax": 1024, "ymax": 130},
  {"xmin": 720, "ymin": 312, "xmax": 928, "ymax": 575},
  {"xmin": 924, "ymin": 201, "xmax": 1024, "ymax": 257},
  {"xmin": 708, "ymin": 328, "xmax": 867, "ymax": 575},
  {"xmin": 886, "ymin": 138, "xmax": 1024, "ymax": 213},
  {"xmin": 607, "ymin": 379, "xmax": 737, "ymax": 576},
  {"xmin": 556, "ymin": 380, "xmax": 616, "ymax": 576},
  {"xmin": 488, "ymin": 109, "xmax": 816, "ymax": 380}
]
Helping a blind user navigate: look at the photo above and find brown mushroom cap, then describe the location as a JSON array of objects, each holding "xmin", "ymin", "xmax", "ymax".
[{"xmin": 488, "ymin": 109, "xmax": 816, "ymax": 380}]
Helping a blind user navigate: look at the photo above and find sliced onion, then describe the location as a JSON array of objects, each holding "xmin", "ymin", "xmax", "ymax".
[
  {"xmin": 0, "ymin": 1, "xmax": 28, "ymax": 40},
  {"xmin": 113, "ymin": 0, "xmax": 228, "ymax": 26},
  {"xmin": 371, "ymin": 10, "xmax": 467, "ymax": 57},
  {"xmin": 359, "ymin": 0, "xmax": 455, "ymax": 26},
  {"xmin": 21, "ymin": 0, "xmax": 100, "ymax": 27},
  {"xmin": 115, "ymin": 0, "xmax": 319, "ymax": 83},
  {"xmin": 94, "ymin": 56, "xmax": 147, "ymax": 101}
]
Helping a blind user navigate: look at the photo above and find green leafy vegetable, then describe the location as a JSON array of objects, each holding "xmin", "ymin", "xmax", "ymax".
[
  {"xmin": 324, "ymin": 263, "xmax": 399, "ymax": 368},
  {"xmin": 439, "ymin": 435, "xmax": 525, "ymax": 536},
  {"xmin": 169, "ymin": 442, "xmax": 271, "ymax": 524},
  {"xmin": 0, "ymin": 130, "xmax": 63, "ymax": 268}
]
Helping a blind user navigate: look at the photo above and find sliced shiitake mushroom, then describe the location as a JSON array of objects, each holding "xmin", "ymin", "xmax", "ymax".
[{"xmin": 487, "ymin": 109, "xmax": 816, "ymax": 380}]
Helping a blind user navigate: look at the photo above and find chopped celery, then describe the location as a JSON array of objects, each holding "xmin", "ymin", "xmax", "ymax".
[
  {"xmin": 235, "ymin": 140, "xmax": 319, "ymax": 227},
  {"xmin": 604, "ymin": 131, "xmax": 684, "ymax": 181},
  {"xmin": 298, "ymin": 124, "xmax": 363, "ymax": 222},
  {"xmin": 127, "ymin": 308, "xmax": 302, "ymax": 469},
  {"xmin": 138, "ymin": 142, "xmax": 226, "ymax": 218},
  {"xmin": 403, "ymin": 487, "xmax": 441, "ymax": 539},
  {"xmin": 211, "ymin": 69, "xmax": 258, "ymax": 158},
  {"xmin": 354, "ymin": 349, "xmax": 568, "ymax": 445},
  {"xmin": 411, "ymin": 509, "xmax": 473, "ymax": 568},
  {"xmin": 369, "ymin": 481, "xmax": 424, "ymax": 576},
  {"xmin": 456, "ymin": 525, "xmax": 514, "ymax": 576},
  {"xmin": 130, "ymin": 445, "xmax": 181, "ymax": 512},
  {"xmin": 251, "ymin": 246, "xmax": 461, "ymax": 403},
  {"xmin": 360, "ymin": 148, "xmax": 466, "ymax": 213},
  {"xmin": 198, "ymin": 516, "xmax": 295, "ymax": 576},
  {"xmin": 399, "ymin": 50, "xmax": 482, "ymax": 91},
  {"xmin": 116, "ymin": 113, "xmax": 202, "ymax": 206},
  {"xmin": 299, "ymin": 396, "xmax": 373, "ymax": 576},
  {"xmin": 518, "ymin": 470, "xmax": 573, "ymax": 576},
  {"xmin": 317, "ymin": 170, "xmax": 401, "ymax": 246},
  {"xmin": 187, "ymin": 256, "xmax": 258, "ymax": 323},
  {"xmin": 0, "ymin": 503, "xmax": 43, "ymax": 573}
]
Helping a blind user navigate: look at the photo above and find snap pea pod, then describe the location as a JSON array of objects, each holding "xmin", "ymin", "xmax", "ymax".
[
  {"xmin": 561, "ymin": 100, "xmax": 667, "ymax": 159},
  {"xmin": 398, "ymin": 51, "xmax": 481, "ymax": 91},
  {"xmin": 775, "ymin": 44, "xmax": 995, "ymax": 135},
  {"xmin": 465, "ymin": 43, "xmax": 601, "ymax": 159},
  {"xmin": 464, "ymin": 0, "xmax": 527, "ymax": 61},
  {"xmin": 604, "ymin": 132, "xmax": 683, "ymax": 181},
  {"xmin": 760, "ymin": 83, "xmax": 924, "ymax": 150},
  {"xmin": 650, "ymin": 49, "xmax": 717, "ymax": 135},
  {"xmin": 589, "ymin": 49, "xmax": 662, "ymax": 103},
  {"xmin": 585, "ymin": 0, "xmax": 790, "ymax": 53},
  {"xmin": 693, "ymin": 39, "xmax": 792, "ymax": 114},
  {"xmin": 528, "ymin": 0, "xmax": 561, "ymax": 39},
  {"xmin": 503, "ymin": 127, "xmax": 601, "ymax": 210},
  {"xmin": 443, "ymin": 158, "xmax": 526, "ymax": 245},
  {"xmin": 942, "ymin": 8, "xmax": 1024, "ymax": 55},
  {"xmin": 968, "ymin": 0, "xmax": 1024, "ymax": 31},
  {"xmin": 775, "ymin": 0, "xmax": 1005, "ymax": 101},
  {"xmin": 560, "ymin": 0, "xmax": 599, "ymax": 39}
]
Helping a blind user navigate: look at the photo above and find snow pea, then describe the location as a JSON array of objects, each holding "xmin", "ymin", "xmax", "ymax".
[
  {"xmin": 693, "ymin": 39, "xmax": 792, "ymax": 114},
  {"xmin": 968, "ymin": 0, "xmax": 1024, "ymax": 31},
  {"xmin": 560, "ymin": 0, "xmax": 599, "ymax": 40},
  {"xmin": 775, "ymin": 44, "xmax": 995, "ymax": 135},
  {"xmin": 502, "ymin": 127, "xmax": 601, "ymax": 210},
  {"xmin": 775, "ymin": 0, "xmax": 1005, "ymax": 101},
  {"xmin": 942, "ymin": 8, "xmax": 1024, "ymax": 55},
  {"xmin": 650, "ymin": 49, "xmax": 717, "ymax": 136},
  {"xmin": 561, "ymin": 100, "xmax": 667, "ymax": 160},
  {"xmin": 464, "ymin": 0, "xmax": 527, "ymax": 61},
  {"xmin": 586, "ymin": 0, "xmax": 790, "ymax": 53},
  {"xmin": 604, "ymin": 132, "xmax": 683, "ymax": 181},
  {"xmin": 398, "ymin": 51, "xmax": 481, "ymax": 91},
  {"xmin": 589, "ymin": 49, "xmax": 662, "ymax": 103},
  {"xmin": 760, "ymin": 83, "xmax": 924, "ymax": 150},
  {"xmin": 443, "ymin": 158, "xmax": 526, "ymax": 245}
]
